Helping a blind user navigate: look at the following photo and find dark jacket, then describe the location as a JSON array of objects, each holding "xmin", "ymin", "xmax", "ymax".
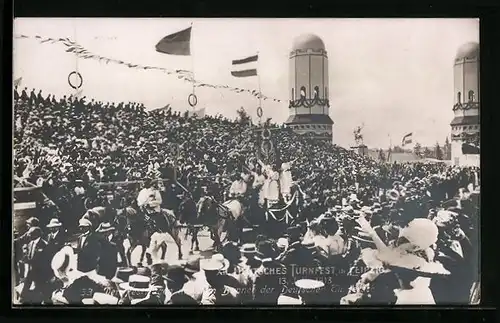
[
  {"xmin": 76, "ymin": 233, "xmax": 101, "ymax": 272},
  {"xmin": 97, "ymin": 238, "xmax": 119, "ymax": 279},
  {"xmin": 21, "ymin": 238, "xmax": 51, "ymax": 300}
]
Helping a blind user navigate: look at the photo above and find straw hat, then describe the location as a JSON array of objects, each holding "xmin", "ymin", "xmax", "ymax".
[
  {"xmin": 200, "ymin": 254, "xmax": 230, "ymax": 272},
  {"xmin": 51, "ymin": 246, "xmax": 77, "ymax": 278},
  {"xmin": 295, "ymin": 279, "xmax": 325, "ymax": 290},
  {"xmin": 93, "ymin": 292, "xmax": 119, "ymax": 305},
  {"xmin": 119, "ymin": 274, "xmax": 153, "ymax": 292},
  {"xmin": 46, "ymin": 218, "xmax": 62, "ymax": 228},
  {"xmin": 95, "ymin": 222, "xmax": 115, "ymax": 233},
  {"xmin": 79, "ymin": 218, "xmax": 92, "ymax": 227}
]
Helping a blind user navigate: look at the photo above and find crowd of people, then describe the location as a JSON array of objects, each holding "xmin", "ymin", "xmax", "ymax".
[{"xmin": 13, "ymin": 87, "xmax": 480, "ymax": 305}]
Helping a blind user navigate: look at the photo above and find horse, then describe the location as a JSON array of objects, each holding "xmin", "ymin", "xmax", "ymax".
[
  {"xmin": 144, "ymin": 207, "xmax": 184, "ymax": 261},
  {"xmin": 177, "ymin": 196, "xmax": 203, "ymax": 253},
  {"xmin": 81, "ymin": 206, "xmax": 148, "ymax": 266},
  {"xmin": 197, "ymin": 196, "xmax": 243, "ymax": 251}
]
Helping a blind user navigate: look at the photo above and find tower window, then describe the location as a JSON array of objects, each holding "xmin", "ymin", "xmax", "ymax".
[
  {"xmin": 325, "ymin": 87, "xmax": 328, "ymax": 99},
  {"xmin": 457, "ymin": 92, "xmax": 461, "ymax": 104},
  {"xmin": 468, "ymin": 90, "xmax": 475, "ymax": 102},
  {"xmin": 292, "ymin": 88, "xmax": 295, "ymax": 100},
  {"xmin": 300, "ymin": 86, "xmax": 306, "ymax": 98}
]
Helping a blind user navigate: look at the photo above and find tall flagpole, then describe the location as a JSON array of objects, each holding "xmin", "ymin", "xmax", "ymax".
[
  {"xmin": 190, "ymin": 22, "xmax": 196, "ymax": 111},
  {"xmin": 257, "ymin": 51, "xmax": 262, "ymax": 126}
]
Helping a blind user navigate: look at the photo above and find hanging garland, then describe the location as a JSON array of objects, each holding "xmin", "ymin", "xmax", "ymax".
[{"xmin": 15, "ymin": 34, "xmax": 285, "ymax": 103}]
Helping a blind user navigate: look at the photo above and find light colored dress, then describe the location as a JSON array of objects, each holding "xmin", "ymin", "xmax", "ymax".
[{"xmin": 279, "ymin": 162, "xmax": 293, "ymax": 197}]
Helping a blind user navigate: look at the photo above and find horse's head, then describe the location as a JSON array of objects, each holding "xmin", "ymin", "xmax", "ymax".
[{"xmin": 197, "ymin": 196, "xmax": 215, "ymax": 216}]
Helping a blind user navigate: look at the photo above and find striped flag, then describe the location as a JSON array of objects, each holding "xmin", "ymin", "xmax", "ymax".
[
  {"xmin": 401, "ymin": 133, "xmax": 413, "ymax": 146},
  {"xmin": 231, "ymin": 54, "xmax": 258, "ymax": 77},
  {"xmin": 14, "ymin": 77, "xmax": 22, "ymax": 87},
  {"xmin": 155, "ymin": 27, "xmax": 192, "ymax": 56}
]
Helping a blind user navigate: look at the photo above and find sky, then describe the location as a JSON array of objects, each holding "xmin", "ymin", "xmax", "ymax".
[{"xmin": 13, "ymin": 18, "xmax": 479, "ymax": 148}]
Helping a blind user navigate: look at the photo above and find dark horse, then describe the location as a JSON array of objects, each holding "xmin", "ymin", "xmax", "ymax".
[
  {"xmin": 196, "ymin": 196, "xmax": 243, "ymax": 251},
  {"xmin": 177, "ymin": 196, "xmax": 203, "ymax": 253},
  {"xmin": 81, "ymin": 206, "xmax": 146, "ymax": 267}
]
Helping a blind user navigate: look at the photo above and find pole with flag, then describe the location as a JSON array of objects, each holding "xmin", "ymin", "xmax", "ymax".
[
  {"xmin": 401, "ymin": 132, "xmax": 413, "ymax": 147},
  {"xmin": 156, "ymin": 24, "xmax": 195, "ymax": 109},
  {"xmin": 231, "ymin": 53, "xmax": 259, "ymax": 124}
]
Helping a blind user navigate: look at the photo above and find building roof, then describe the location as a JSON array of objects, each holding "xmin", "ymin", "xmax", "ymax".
[
  {"xmin": 450, "ymin": 115, "xmax": 479, "ymax": 126},
  {"xmin": 455, "ymin": 42, "xmax": 479, "ymax": 60},
  {"xmin": 292, "ymin": 34, "xmax": 325, "ymax": 51},
  {"xmin": 285, "ymin": 114, "xmax": 334, "ymax": 125}
]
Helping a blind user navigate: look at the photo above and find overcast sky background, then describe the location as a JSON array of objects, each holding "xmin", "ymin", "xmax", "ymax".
[{"xmin": 14, "ymin": 18, "xmax": 478, "ymax": 148}]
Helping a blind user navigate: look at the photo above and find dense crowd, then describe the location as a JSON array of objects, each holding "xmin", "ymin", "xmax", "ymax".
[{"xmin": 14, "ymin": 87, "xmax": 480, "ymax": 305}]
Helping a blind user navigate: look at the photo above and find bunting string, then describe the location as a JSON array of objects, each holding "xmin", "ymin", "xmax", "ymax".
[{"xmin": 15, "ymin": 34, "xmax": 285, "ymax": 103}]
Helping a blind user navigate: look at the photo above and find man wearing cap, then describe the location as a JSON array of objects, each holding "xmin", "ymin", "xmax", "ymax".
[{"xmin": 45, "ymin": 218, "xmax": 66, "ymax": 258}]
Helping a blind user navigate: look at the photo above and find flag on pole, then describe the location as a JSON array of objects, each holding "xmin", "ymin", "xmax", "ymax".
[
  {"xmin": 401, "ymin": 133, "xmax": 413, "ymax": 146},
  {"xmin": 14, "ymin": 77, "xmax": 22, "ymax": 87},
  {"xmin": 155, "ymin": 27, "xmax": 192, "ymax": 56},
  {"xmin": 231, "ymin": 54, "xmax": 258, "ymax": 77}
]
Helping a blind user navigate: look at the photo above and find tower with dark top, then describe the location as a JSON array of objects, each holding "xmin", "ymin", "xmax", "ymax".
[
  {"xmin": 285, "ymin": 34, "xmax": 334, "ymax": 143},
  {"xmin": 450, "ymin": 42, "xmax": 480, "ymax": 166}
]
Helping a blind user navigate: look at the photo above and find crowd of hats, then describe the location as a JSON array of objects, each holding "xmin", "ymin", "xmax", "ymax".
[{"xmin": 14, "ymin": 87, "xmax": 480, "ymax": 305}]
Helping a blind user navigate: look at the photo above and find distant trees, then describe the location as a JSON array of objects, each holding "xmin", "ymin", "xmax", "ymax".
[
  {"xmin": 435, "ymin": 142, "xmax": 443, "ymax": 160},
  {"xmin": 413, "ymin": 142, "xmax": 422, "ymax": 158},
  {"xmin": 236, "ymin": 107, "xmax": 252, "ymax": 125},
  {"xmin": 378, "ymin": 149, "xmax": 386, "ymax": 162},
  {"xmin": 392, "ymin": 145, "xmax": 405, "ymax": 153},
  {"xmin": 423, "ymin": 146, "xmax": 432, "ymax": 158}
]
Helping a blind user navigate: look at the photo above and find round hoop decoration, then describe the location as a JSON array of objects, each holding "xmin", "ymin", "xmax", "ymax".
[
  {"xmin": 68, "ymin": 71, "xmax": 83, "ymax": 90},
  {"xmin": 261, "ymin": 140, "xmax": 273, "ymax": 154},
  {"xmin": 188, "ymin": 94, "xmax": 198, "ymax": 107},
  {"xmin": 257, "ymin": 107, "xmax": 263, "ymax": 118},
  {"xmin": 261, "ymin": 128, "xmax": 271, "ymax": 140}
]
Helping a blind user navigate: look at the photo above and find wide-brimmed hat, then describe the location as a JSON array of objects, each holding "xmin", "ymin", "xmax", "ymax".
[
  {"xmin": 96, "ymin": 222, "xmax": 115, "ymax": 233},
  {"xmin": 200, "ymin": 254, "xmax": 230, "ymax": 272},
  {"xmin": 51, "ymin": 246, "xmax": 77, "ymax": 276},
  {"xmin": 183, "ymin": 255, "xmax": 201, "ymax": 274},
  {"xmin": 240, "ymin": 243, "xmax": 257, "ymax": 254},
  {"xmin": 46, "ymin": 218, "xmax": 62, "ymax": 228},
  {"xmin": 119, "ymin": 274, "xmax": 153, "ymax": 292},
  {"xmin": 112, "ymin": 267, "xmax": 135, "ymax": 284},
  {"xmin": 79, "ymin": 218, "xmax": 92, "ymax": 227},
  {"xmin": 93, "ymin": 292, "xmax": 119, "ymax": 305},
  {"xmin": 294, "ymin": 279, "xmax": 325, "ymax": 290},
  {"xmin": 164, "ymin": 264, "xmax": 189, "ymax": 284}
]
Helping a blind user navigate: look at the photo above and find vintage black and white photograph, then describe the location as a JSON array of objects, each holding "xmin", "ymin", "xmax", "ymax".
[{"xmin": 13, "ymin": 18, "xmax": 480, "ymax": 306}]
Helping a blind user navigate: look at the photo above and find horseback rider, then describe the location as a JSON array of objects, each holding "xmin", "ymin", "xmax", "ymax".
[{"xmin": 137, "ymin": 178, "xmax": 165, "ymax": 230}]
